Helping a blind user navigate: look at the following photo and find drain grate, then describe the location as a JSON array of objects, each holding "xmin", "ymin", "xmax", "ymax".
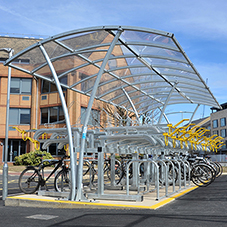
[{"xmin": 26, "ymin": 214, "xmax": 58, "ymax": 220}]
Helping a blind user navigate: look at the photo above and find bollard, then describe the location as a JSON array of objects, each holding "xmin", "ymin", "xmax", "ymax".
[{"xmin": 2, "ymin": 163, "xmax": 8, "ymax": 202}]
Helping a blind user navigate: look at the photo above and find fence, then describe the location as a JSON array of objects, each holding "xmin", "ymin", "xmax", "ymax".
[{"xmin": 210, "ymin": 154, "xmax": 227, "ymax": 165}]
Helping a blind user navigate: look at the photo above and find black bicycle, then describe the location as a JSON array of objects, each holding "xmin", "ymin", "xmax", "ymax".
[
  {"xmin": 19, "ymin": 153, "xmax": 70, "ymax": 194},
  {"xmin": 83, "ymin": 157, "xmax": 121, "ymax": 185},
  {"xmin": 186, "ymin": 155, "xmax": 216, "ymax": 187},
  {"xmin": 116, "ymin": 155, "xmax": 133, "ymax": 185}
]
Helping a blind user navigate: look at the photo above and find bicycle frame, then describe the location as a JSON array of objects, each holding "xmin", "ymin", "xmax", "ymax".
[{"xmin": 36, "ymin": 155, "xmax": 69, "ymax": 186}]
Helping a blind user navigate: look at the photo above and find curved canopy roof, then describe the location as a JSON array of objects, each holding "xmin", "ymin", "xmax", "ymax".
[{"xmin": 5, "ymin": 26, "xmax": 220, "ymax": 123}]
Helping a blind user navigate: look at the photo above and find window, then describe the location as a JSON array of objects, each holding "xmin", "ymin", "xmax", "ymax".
[
  {"xmin": 41, "ymin": 77, "xmax": 67, "ymax": 94},
  {"xmin": 221, "ymin": 118, "xmax": 226, "ymax": 127},
  {"xmin": 41, "ymin": 80, "xmax": 50, "ymax": 93},
  {"xmin": 3, "ymin": 139, "xmax": 27, "ymax": 162},
  {"xmin": 41, "ymin": 95, "xmax": 47, "ymax": 100},
  {"xmin": 40, "ymin": 143, "xmax": 65, "ymax": 157},
  {"xmin": 41, "ymin": 80, "xmax": 57, "ymax": 93},
  {"xmin": 0, "ymin": 58, "xmax": 29, "ymax": 64},
  {"xmin": 81, "ymin": 107, "xmax": 100, "ymax": 127},
  {"xmin": 41, "ymin": 106, "xmax": 64, "ymax": 124},
  {"xmin": 221, "ymin": 129, "xmax": 226, "ymax": 138},
  {"xmin": 22, "ymin": 96, "xmax": 29, "ymax": 101},
  {"xmin": 9, "ymin": 108, "xmax": 31, "ymax": 125},
  {"xmin": 79, "ymin": 72, "xmax": 90, "ymax": 91},
  {"xmin": 10, "ymin": 78, "xmax": 32, "ymax": 94},
  {"xmin": 221, "ymin": 141, "xmax": 227, "ymax": 149},
  {"xmin": 213, "ymin": 130, "xmax": 219, "ymax": 136},
  {"xmin": 212, "ymin": 119, "xmax": 218, "ymax": 128}
]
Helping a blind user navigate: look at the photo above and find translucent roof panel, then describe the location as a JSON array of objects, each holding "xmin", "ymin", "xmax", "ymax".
[
  {"xmin": 120, "ymin": 30, "xmax": 178, "ymax": 49},
  {"xmin": 5, "ymin": 25, "xmax": 221, "ymax": 124}
]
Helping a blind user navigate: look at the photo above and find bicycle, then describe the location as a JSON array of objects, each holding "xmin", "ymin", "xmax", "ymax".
[
  {"xmin": 203, "ymin": 155, "xmax": 223, "ymax": 178},
  {"xmin": 19, "ymin": 153, "xmax": 70, "ymax": 194},
  {"xmin": 116, "ymin": 155, "xmax": 133, "ymax": 185},
  {"xmin": 83, "ymin": 156, "xmax": 121, "ymax": 185},
  {"xmin": 186, "ymin": 154, "xmax": 216, "ymax": 187}
]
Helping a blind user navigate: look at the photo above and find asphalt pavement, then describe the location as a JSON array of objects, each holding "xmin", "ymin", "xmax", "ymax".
[{"xmin": 0, "ymin": 173, "xmax": 227, "ymax": 226}]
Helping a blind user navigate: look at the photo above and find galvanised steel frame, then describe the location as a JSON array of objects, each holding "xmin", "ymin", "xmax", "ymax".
[{"xmin": 4, "ymin": 26, "xmax": 221, "ymax": 201}]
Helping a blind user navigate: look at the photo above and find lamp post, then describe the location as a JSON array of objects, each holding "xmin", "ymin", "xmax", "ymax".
[{"xmin": 0, "ymin": 48, "xmax": 14, "ymax": 202}]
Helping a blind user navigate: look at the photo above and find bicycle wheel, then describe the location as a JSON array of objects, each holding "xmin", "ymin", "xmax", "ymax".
[
  {"xmin": 19, "ymin": 167, "xmax": 41, "ymax": 194},
  {"xmin": 83, "ymin": 162, "xmax": 90, "ymax": 176},
  {"xmin": 168, "ymin": 165, "xmax": 178, "ymax": 185},
  {"xmin": 116, "ymin": 162, "xmax": 132, "ymax": 185},
  {"xmin": 90, "ymin": 162, "xmax": 98, "ymax": 185},
  {"xmin": 54, "ymin": 169, "xmax": 70, "ymax": 192},
  {"xmin": 213, "ymin": 161, "xmax": 223, "ymax": 178},
  {"xmin": 82, "ymin": 161, "xmax": 97, "ymax": 186},
  {"xmin": 191, "ymin": 164, "xmax": 215, "ymax": 187},
  {"xmin": 106, "ymin": 160, "xmax": 122, "ymax": 182}
]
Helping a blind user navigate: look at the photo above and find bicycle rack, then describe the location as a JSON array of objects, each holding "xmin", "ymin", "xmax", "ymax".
[
  {"xmin": 162, "ymin": 159, "xmax": 177, "ymax": 197},
  {"xmin": 86, "ymin": 148, "xmax": 143, "ymax": 202},
  {"xmin": 83, "ymin": 159, "xmax": 94, "ymax": 190},
  {"xmin": 30, "ymin": 123, "xmax": 197, "ymax": 202},
  {"xmin": 127, "ymin": 159, "xmax": 161, "ymax": 200}
]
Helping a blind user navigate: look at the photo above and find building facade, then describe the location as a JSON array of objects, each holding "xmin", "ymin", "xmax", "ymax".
[
  {"xmin": 210, "ymin": 103, "xmax": 227, "ymax": 153},
  {"xmin": 0, "ymin": 36, "xmax": 105, "ymax": 163},
  {"xmin": 189, "ymin": 104, "xmax": 227, "ymax": 155}
]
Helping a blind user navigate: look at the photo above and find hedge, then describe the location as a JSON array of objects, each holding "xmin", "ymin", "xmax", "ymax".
[{"xmin": 14, "ymin": 150, "xmax": 54, "ymax": 166}]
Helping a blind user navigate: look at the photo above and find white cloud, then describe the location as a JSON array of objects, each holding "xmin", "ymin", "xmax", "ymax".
[
  {"xmin": 0, "ymin": 0, "xmax": 226, "ymax": 110},
  {"xmin": 133, "ymin": 0, "xmax": 227, "ymax": 41},
  {"xmin": 0, "ymin": 3, "xmax": 61, "ymax": 35},
  {"xmin": 1, "ymin": 0, "xmax": 227, "ymax": 40}
]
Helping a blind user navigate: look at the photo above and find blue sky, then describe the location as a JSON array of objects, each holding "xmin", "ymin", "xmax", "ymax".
[{"xmin": 0, "ymin": 0, "xmax": 227, "ymax": 120}]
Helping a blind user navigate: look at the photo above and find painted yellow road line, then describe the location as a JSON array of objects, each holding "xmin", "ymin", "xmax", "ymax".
[
  {"xmin": 8, "ymin": 180, "xmax": 18, "ymax": 183},
  {"xmin": 7, "ymin": 196, "xmax": 159, "ymax": 209},
  {"xmin": 170, "ymin": 186, "xmax": 198, "ymax": 199},
  {"xmin": 150, "ymin": 198, "xmax": 174, "ymax": 209},
  {"xmin": 7, "ymin": 186, "xmax": 198, "ymax": 210},
  {"xmin": 0, "ymin": 187, "xmax": 21, "ymax": 191}
]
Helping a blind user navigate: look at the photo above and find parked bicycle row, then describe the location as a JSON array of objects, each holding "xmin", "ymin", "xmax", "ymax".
[
  {"xmin": 82, "ymin": 152, "xmax": 222, "ymax": 188},
  {"xmin": 14, "ymin": 119, "xmax": 225, "ymax": 202},
  {"xmin": 18, "ymin": 151, "xmax": 222, "ymax": 201}
]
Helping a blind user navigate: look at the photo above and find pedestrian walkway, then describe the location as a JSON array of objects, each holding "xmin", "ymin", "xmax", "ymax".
[{"xmin": 5, "ymin": 183, "xmax": 198, "ymax": 210}]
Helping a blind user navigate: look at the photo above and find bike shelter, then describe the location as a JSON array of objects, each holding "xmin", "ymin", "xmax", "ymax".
[{"xmin": 4, "ymin": 26, "xmax": 221, "ymax": 202}]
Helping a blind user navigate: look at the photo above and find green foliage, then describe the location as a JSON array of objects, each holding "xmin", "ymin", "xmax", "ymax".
[{"xmin": 14, "ymin": 150, "xmax": 54, "ymax": 166}]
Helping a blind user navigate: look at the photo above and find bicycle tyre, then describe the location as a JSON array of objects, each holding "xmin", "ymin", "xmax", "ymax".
[
  {"xmin": 116, "ymin": 162, "xmax": 133, "ymax": 185},
  {"xmin": 83, "ymin": 161, "xmax": 96, "ymax": 185},
  {"xmin": 168, "ymin": 166, "xmax": 178, "ymax": 185},
  {"xmin": 213, "ymin": 161, "xmax": 223, "ymax": 178},
  {"xmin": 83, "ymin": 162, "xmax": 90, "ymax": 176},
  {"xmin": 106, "ymin": 160, "xmax": 121, "ymax": 181},
  {"xmin": 19, "ymin": 167, "xmax": 41, "ymax": 194},
  {"xmin": 116, "ymin": 161, "xmax": 126, "ymax": 185},
  {"xmin": 54, "ymin": 169, "xmax": 70, "ymax": 192},
  {"xmin": 191, "ymin": 164, "xmax": 215, "ymax": 187}
]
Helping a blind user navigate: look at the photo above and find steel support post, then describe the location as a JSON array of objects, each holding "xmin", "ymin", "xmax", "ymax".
[
  {"xmin": 2, "ymin": 48, "xmax": 13, "ymax": 202},
  {"xmin": 131, "ymin": 153, "xmax": 139, "ymax": 188},
  {"xmin": 110, "ymin": 153, "xmax": 116, "ymax": 186},
  {"xmin": 97, "ymin": 147, "xmax": 104, "ymax": 196},
  {"xmin": 39, "ymin": 45, "xmax": 77, "ymax": 201},
  {"xmin": 76, "ymin": 29, "xmax": 123, "ymax": 201}
]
